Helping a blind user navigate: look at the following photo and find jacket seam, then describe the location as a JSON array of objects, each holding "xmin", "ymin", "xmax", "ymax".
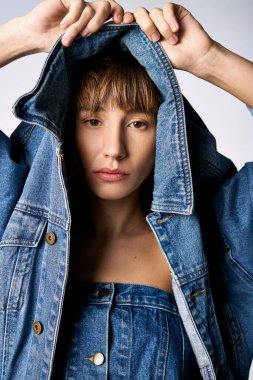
[
  {"xmin": 175, "ymin": 281, "xmax": 216, "ymax": 373},
  {"xmin": 222, "ymin": 234, "xmax": 253, "ymax": 284},
  {"xmin": 15, "ymin": 203, "xmax": 69, "ymax": 231},
  {"xmin": 150, "ymin": 38, "xmax": 193, "ymax": 211},
  {"xmin": 245, "ymin": 164, "xmax": 253, "ymax": 211},
  {"xmin": 191, "ymin": 154, "xmax": 228, "ymax": 179},
  {"xmin": 11, "ymin": 124, "xmax": 36, "ymax": 147}
]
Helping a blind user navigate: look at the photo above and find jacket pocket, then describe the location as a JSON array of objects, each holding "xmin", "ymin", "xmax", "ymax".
[{"xmin": 0, "ymin": 208, "xmax": 47, "ymax": 311}]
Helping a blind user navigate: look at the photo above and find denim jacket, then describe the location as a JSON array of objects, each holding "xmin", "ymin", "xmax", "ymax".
[{"xmin": 0, "ymin": 23, "xmax": 253, "ymax": 380}]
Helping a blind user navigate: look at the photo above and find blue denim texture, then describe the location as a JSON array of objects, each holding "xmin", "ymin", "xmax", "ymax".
[
  {"xmin": 52, "ymin": 281, "xmax": 200, "ymax": 379},
  {"xmin": 0, "ymin": 22, "xmax": 253, "ymax": 379}
]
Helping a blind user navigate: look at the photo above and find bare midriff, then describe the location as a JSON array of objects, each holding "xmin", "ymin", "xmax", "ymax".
[{"xmin": 69, "ymin": 229, "xmax": 173, "ymax": 294}]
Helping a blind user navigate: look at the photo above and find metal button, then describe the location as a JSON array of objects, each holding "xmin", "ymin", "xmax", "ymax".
[
  {"xmin": 93, "ymin": 352, "xmax": 105, "ymax": 365},
  {"xmin": 97, "ymin": 287, "xmax": 110, "ymax": 298},
  {"xmin": 84, "ymin": 352, "xmax": 105, "ymax": 366},
  {"xmin": 45, "ymin": 232, "xmax": 56, "ymax": 245},
  {"xmin": 33, "ymin": 321, "xmax": 43, "ymax": 335}
]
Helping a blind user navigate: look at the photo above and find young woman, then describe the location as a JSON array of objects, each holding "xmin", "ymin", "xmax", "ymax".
[{"xmin": 0, "ymin": 1, "xmax": 253, "ymax": 379}]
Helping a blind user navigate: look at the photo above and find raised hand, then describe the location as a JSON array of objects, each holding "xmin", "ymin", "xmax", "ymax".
[
  {"xmin": 24, "ymin": 0, "xmax": 126, "ymax": 52},
  {"xmin": 133, "ymin": 3, "xmax": 214, "ymax": 75},
  {"xmin": 132, "ymin": 2, "xmax": 253, "ymax": 108}
]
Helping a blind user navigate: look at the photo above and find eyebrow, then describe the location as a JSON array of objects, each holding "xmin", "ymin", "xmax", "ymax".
[
  {"xmin": 78, "ymin": 107, "xmax": 151, "ymax": 115},
  {"xmin": 78, "ymin": 107, "xmax": 105, "ymax": 113}
]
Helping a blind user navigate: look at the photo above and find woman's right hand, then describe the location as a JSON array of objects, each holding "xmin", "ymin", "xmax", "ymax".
[{"xmin": 23, "ymin": 0, "xmax": 127, "ymax": 53}]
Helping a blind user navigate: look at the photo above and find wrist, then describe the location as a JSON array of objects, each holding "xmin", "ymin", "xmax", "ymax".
[
  {"xmin": 18, "ymin": 14, "xmax": 42, "ymax": 54},
  {"xmin": 0, "ymin": 15, "xmax": 42, "ymax": 68},
  {"xmin": 188, "ymin": 40, "xmax": 226, "ymax": 81},
  {"xmin": 187, "ymin": 40, "xmax": 253, "ymax": 107}
]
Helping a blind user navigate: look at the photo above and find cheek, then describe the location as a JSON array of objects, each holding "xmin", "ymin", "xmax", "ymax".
[
  {"xmin": 143, "ymin": 134, "xmax": 156, "ymax": 161},
  {"xmin": 145, "ymin": 146, "xmax": 156, "ymax": 171},
  {"xmin": 74, "ymin": 135, "xmax": 97, "ymax": 184},
  {"xmin": 136, "ymin": 138, "xmax": 156, "ymax": 174},
  {"xmin": 75, "ymin": 132, "xmax": 98, "ymax": 167}
]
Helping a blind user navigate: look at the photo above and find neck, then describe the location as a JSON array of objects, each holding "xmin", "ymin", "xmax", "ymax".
[{"xmin": 87, "ymin": 189, "xmax": 149, "ymax": 240}]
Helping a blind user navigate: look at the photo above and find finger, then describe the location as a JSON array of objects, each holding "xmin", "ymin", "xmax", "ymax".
[
  {"xmin": 62, "ymin": 4, "xmax": 95, "ymax": 46},
  {"xmin": 107, "ymin": 1, "xmax": 124, "ymax": 24},
  {"xmin": 122, "ymin": 12, "xmax": 134, "ymax": 24},
  {"xmin": 80, "ymin": 1, "xmax": 112, "ymax": 36},
  {"xmin": 134, "ymin": 7, "xmax": 161, "ymax": 42},
  {"xmin": 60, "ymin": 0, "xmax": 85, "ymax": 29},
  {"xmin": 163, "ymin": 3, "xmax": 179, "ymax": 33},
  {"xmin": 149, "ymin": 8, "xmax": 178, "ymax": 44}
]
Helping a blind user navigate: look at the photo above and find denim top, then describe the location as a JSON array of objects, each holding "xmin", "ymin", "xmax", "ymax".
[{"xmin": 52, "ymin": 280, "xmax": 201, "ymax": 379}]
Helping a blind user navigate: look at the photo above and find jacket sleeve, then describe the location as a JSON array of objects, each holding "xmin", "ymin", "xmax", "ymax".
[
  {"xmin": 0, "ymin": 129, "xmax": 28, "ymax": 240},
  {"xmin": 213, "ymin": 158, "xmax": 253, "ymax": 356},
  {"xmin": 211, "ymin": 104, "xmax": 253, "ymax": 357}
]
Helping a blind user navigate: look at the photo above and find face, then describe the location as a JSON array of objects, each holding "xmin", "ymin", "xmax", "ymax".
[{"xmin": 74, "ymin": 102, "xmax": 156, "ymax": 201}]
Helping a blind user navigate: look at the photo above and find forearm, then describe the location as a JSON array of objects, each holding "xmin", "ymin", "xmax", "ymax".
[
  {"xmin": 0, "ymin": 16, "xmax": 39, "ymax": 68},
  {"xmin": 192, "ymin": 41, "xmax": 253, "ymax": 108}
]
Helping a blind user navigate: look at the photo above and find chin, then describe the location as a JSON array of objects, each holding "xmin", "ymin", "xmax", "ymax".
[
  {"xmin": 94, "ymin": 191, "xmax": 132, "ymax": 201},
  {"xmin": 91, "ymin": 185, "xmax": 140, "ymax": 201}
]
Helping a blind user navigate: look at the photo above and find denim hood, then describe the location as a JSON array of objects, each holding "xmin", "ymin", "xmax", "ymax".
[{"xmin": 12, "ymin": 23, "xmax": 234, "ymax": 215}]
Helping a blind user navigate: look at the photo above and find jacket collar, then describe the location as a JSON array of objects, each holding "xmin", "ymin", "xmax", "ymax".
[{"xmin": 12, "ymin": 23, "xmax": 193, "ymax": 215}]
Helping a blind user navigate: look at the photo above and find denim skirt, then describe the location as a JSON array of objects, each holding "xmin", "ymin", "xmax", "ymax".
[{"xmin": 52, "ymin": 281, "xmax": 200, "ymax": 379}]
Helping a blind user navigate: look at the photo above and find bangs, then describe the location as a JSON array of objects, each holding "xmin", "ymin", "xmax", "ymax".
[{"xmin": 76, "ymin": 53, "xmax": 162, "ymax": 115}]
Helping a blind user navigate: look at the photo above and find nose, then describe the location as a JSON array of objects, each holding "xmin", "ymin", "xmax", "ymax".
[{"xmin": 103, "ymin": 126, "xmax": 127, "ymax": 161}]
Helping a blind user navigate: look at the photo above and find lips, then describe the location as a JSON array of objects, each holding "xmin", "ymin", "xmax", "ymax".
[
  {"xmin": 93, "ymin": 168, "xmax": 128, "ymax": 182},
  {"xmin": 94, "ymin": 168, "xmax": 128, "ymax": 175}
]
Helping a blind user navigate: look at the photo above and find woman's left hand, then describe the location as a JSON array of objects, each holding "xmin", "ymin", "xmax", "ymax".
[
  {"xmin": 131, "ymin": 2, "xmax": 253, "ymax": 109},
  {"xmin": 132, "ymin": 3, "xmax": 215, "ymax": 76}
]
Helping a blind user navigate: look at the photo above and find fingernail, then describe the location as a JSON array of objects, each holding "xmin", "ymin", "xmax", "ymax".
[
  {"xmin": 60, "ymin": 18, "xmax": 68, "ymax": 27},
  {"xmin": 171, "ymin": 23, "xmax": 178, "ymax": 32},
  {"xmin": 116, "ymin": 13, "xmax": 123, "ymax": 21},
  {"xmin": 82, "ymin": 29, "xmax": 91, "ymax": 37},
  {"xmin": 60, "ymin": 22, "xmax": 68, "ymax": 29},
  {"xmin": 62, "ymin": 36, "xmax": 73, "ymax": 47},
  {"xmin": 150, "ymin": 32, "xmax": 160, "ymax": 42},
  {"xmin": 123, "ymin": 14, "xmax": 132, "ymax": 24},
  {"xmin": 169, "ymin": 35, "xmax": 177, "ymax": 44}
]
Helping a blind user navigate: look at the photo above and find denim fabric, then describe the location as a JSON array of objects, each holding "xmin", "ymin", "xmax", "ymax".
[
  {"xmin": 52, "ymin": 281, "xmax": 200, "ymax": 379},
  {"xmin": 0, "ymin": 22, "xmax": 253, "ymax": 379}
]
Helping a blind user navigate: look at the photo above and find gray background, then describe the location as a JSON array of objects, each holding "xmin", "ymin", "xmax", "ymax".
[{"xmin": 1, "ymin": 1, "xmax": 253, "ymax": 377}]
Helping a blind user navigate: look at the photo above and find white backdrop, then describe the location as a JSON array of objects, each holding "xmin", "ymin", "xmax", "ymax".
[{"xmin": 1, "ymin": 1, "xmax": 253, "ymax": 378}]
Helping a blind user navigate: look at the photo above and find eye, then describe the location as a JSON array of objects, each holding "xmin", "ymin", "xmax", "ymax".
[
  {"xmin": 83, "ymin": 119, "xmax": 101, "ymax": 127},
  {"xmin": 129, "ymin": 120, "xmax": 147, "ymax": 129}
]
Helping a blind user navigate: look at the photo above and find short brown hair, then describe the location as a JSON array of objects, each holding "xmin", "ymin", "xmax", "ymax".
[{"xmin": 75, "ymin": 51, "xmax": 162, "ymax": 115}]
